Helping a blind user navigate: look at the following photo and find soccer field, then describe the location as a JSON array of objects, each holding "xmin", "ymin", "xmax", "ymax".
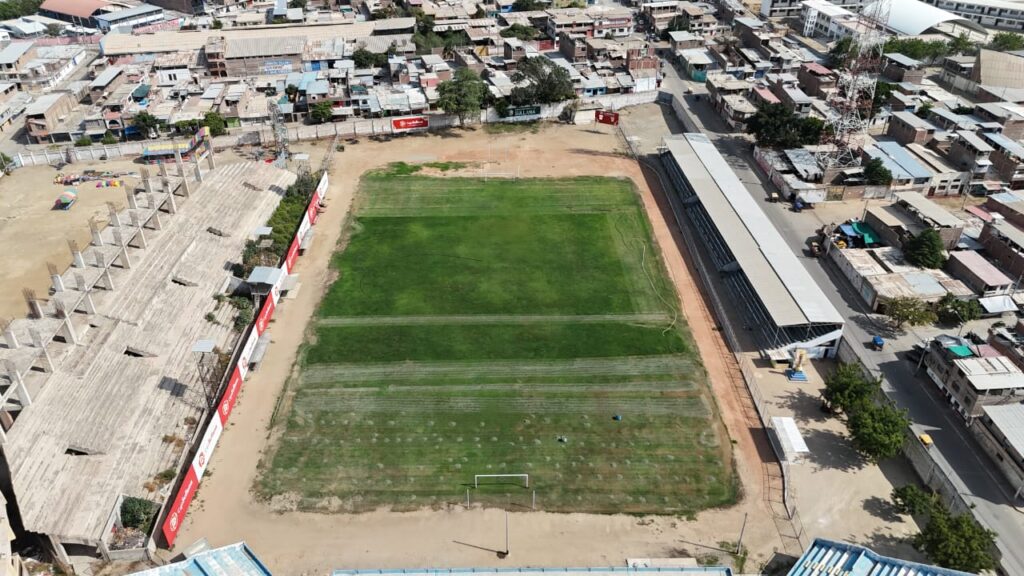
[{"xmin": 257, "ymin": 166, "xmax": 737, "ymax": 515}]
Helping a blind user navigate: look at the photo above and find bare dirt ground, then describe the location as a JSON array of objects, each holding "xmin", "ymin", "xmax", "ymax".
[
  {"xmin": 0, "ymin": 160, "xmax": 140, "ymax": 320},
  {"xmin": 171, "ymin": 125, "xmax": 783, "ymax": 575}
]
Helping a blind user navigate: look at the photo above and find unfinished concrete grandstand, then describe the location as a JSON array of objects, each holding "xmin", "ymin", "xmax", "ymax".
[
  {"xmin": 0, "ymin": 147, "xmax": 296, "ymax": 563},
  {"xmin": 660, "ymin": 133, "xmax": 844, "ymax": 358}
]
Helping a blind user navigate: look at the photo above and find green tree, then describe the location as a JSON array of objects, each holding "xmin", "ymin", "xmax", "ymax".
[
  {"xmin": 500, "ymin": 23, "xmax": 538, "ymax": 41},
  {"xmin": 847, "ymin": 402, "xmax": 909, "ymax": 460},
  {"xmin": 133, "ymin": 112, "xmax": 160, "ymax": 137},
  {"xmin": 352, "ymin": 48, "xmax": 388, "ymax": 68},
  {"xmin": 872, "ymin": 81, "xmax": 894, "ymax": 116},
  {"xmin": 285, "ymin": 84, "xmax": 299, "ymax": 103},
  {"xmin": 0, "ymin": 0, "xmax": 43, "ymax": 20},
  {"xmin": 990, "ymin": 31, "xmax": 1024, "ymax": 52},
  {"xmin": 438, "ymin": 67, "xmax": 486, "ymax": 126},
  {"xmin": 905, "ymin": 228, "xmax": 947, "ymax": 269},
  {"xmin": 309, "ymin": 101, "xmax": 334, "ymax": 124},
  {"xmin": 827, "ymin": 36, "xmax": 857, "ymax": 68},
  {"xmin": 513, "ymin": 0, "xmax": 542, "ymax": 10},
  {"xmin": 862, "ymin": 157, "xmax": 893, "ymax": 186},
  {"xmin": 915, "ymin": 102, "xmax": 933, "ymax": 119},
  {"xmin": 936, "ymin": 293, "xmax": 982, "ymax": 325},
  {"xmin": 948, "ymin": 33, "xmax": 975, "ymax": 56},
  {"xmin": 212, "ymin": 18, "xmax": 223, "ymax": 29},
  {"xmin": 203, "ymin": 111, "xmax": 227, "ymax": 136},
  {"xmin": 660, "ymin": 15, "xmax": 689, "ymax": 39},
  {"xmin": 892, "ymin": 485, "xmax": 938, "ymax": 516},
  {"xmin": 289, "ymin": 0, "xmax": 307, "ymax": 7},
  {"xmin": 120, "ymin": 497, "xmax": 158, "ymax": 532},
  {"xmin": 746, "ymin": 103, "xmax": 824, "ymax": 148},
  {"xmin": 45, "ymin": 23, "xmax": 62, "ymax": 37},
  {"xmin": 100, "ymin": 131, "xmax": 118, "ymax": 145},
  {"xmin": 916, "ymin": 505, "xmax": 998, "ymax": 572},
  {"xmin": 884, "ymin": 296, "xmax": 937, "ymax": 328},
  {"xmin": 74, "ymin": 136, "xmax": 93, "ymax": 147},
  {"xmin": 511, "ymin": 57, "xmax": 575, "ymax": 104},
  {"xmin": 823, "ymin": 363, "xmax": 876, "ymax": 413}
]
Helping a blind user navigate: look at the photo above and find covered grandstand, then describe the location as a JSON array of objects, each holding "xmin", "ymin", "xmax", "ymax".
[{"xmin": 660, "ymin": 133, "xmax": 844, "ymax": 358}]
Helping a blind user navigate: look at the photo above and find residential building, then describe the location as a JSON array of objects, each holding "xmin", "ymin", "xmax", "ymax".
[
  {"xmin": 862, "ymin": 140, "xmax": 932, "ymax": 191},
  {"xmin": 546, "ymin": 10, "xmax": 593, "ymax": 44},
  {"xmin": 799, "ymin": 0, "xmax": 874, "ymax": 41},
  {"xmin": 906, "ymin": 143, "xmax": 970, "ymax": 196},
  {"xmin": 705, "ymin": 74, "xmax": 756, "ymax": 130},
  {"xmin": 761, "ymin": 0, "xmax": 864, "ymax": 19},
  {"xmin": 679, "ymin": 2, "xmax": 718, "ymax": 37},
  {"xmin": 668, "ymin": 30, "xmax": 703, "ymax": 51},
  {"xmin": 767, "ymin": 73, "xmax": 811, "ymax": 116},
  {"xmin": 587, "ymin": 6, "xmax": 634, "ymax": 37},
  {"xmin": 946, "ymin": 250, "xmax": 1013, "ymax": 296},
  {"xmin": 980, "ymin": 218, "xmax": 1024, "ymax": 279},
  {"xmin": 939, "ymin": 54, "xmax": 977, "ymax": 94},
  {"xmin": 921, "ymin": 0, "xmax": 1024, "ymax": 32},
  {"xmin": 89, "ymin": 66, "xmax": 125, "ymax": 104},
  {"xmin": 922, "ymin": 339, "xmax": 1024, "ymax": 420},
  {"xmin": 0, "ymin": 17, "xmax": 46, "ymax": 38},
  {"xmin": 829, "ymin": 246, "xmax": 973, "ymax": 311},
  {"xmin": 986, "ymin": 131, "xmax": 1024, "ymax": 189},
  {"xmin": 559, "ymin": 33, "xmax": 587, "ymax": 63},
  {"xmin": 641, "ymin": 0, "xmax": 681, "ymax": 32},
  {"xmin": 222, "ymin": 36, "xmax": 305, "ymax": 76},
  {"xmin": 948, "ymin": 129, "xmax": 994, "ymax": 178},
  {"xmin": 887, "ymin": 110, "xmax": 937, "ymax": 146},
  {"xmin": 94, "ymin": 4, "xmax": 164, "ymax": 31},
  {"xmin": 24, "ymin": 91, "xmax": 75, "ymax": 143},
  {"xmin": 882, "ymin": 53, "xmax": 926, "ymax": 84},
  {"xmin": 864, "ymin": 191, "xmax": 965, "ymax": 250},
  {"xmin": 796, "ymin": 62, "xmax": 836, "ymax": 98},
  {"xmin": 973, "ymin": 404, "xmax": 1024, "ymax": 499},
  {"xmin": 679, "ymin": 49, "xmax": 712, "ymax": 82},
  {"xmin": 975, "ymin": 101, "xmax": 1024, "ymax": 139}
]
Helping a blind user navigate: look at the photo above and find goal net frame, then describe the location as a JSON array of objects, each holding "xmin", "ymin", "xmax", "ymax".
[{"xmin": 473, "ymin": 474, "xmax": 529, "ymax": 488}]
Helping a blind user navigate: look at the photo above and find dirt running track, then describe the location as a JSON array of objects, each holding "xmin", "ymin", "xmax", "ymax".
[{"xmin": 172, "ymin": 125, "xmax": 782, "ymax": 574}]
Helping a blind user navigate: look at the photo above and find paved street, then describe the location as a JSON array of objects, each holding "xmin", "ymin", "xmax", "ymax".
[{"xmin": 643, "ymin": 59, "xmax": 1024, "ymax": 574}]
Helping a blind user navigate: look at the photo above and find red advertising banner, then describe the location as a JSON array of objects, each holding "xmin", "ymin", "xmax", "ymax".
[
  {"xmin": 595, "ymin": 110, "xmax": 620, "ymax": 126},
  {"xmin": 161, "ymin": 467, "xmax": 198, "ymax": 546},
  {"xmin": 306, "ymin": 194, "xmax": 320, "ymax": 226},
  {"xmin": 255, "ymin": 296, "xmax": 275, "ymax": 336},
  {"xmin": 190, "ymin": 417, "xmax": 222, "ymax": 480},
  {"xmin": 391, "ymin": 116, "xmax": 429, "ymax": 132},
  {"xmin": 283, "ymin": 236, "xmax": 301, "ymax": 274},
  {"xmin": 217, "ymin": 367, "xmax": 244, "ymax": 424},
  {"xmin": 315, "ymin": 173, "xmax": 329, "ymax": 203}
]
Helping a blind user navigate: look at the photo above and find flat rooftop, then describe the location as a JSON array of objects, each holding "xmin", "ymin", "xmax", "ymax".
[
  {"xmin": 5, "ymin": 162, "xmax": 296, "ymax": 544},
  {"xmin": 662, "ymin": 133, "xmax": 842, "ymax": 327},
  {"xmin": 982, "ymin": 404, "xmax": 1024, "ymax": 458}
]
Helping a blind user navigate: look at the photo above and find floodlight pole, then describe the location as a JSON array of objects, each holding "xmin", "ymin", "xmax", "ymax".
[{"xmin": 504, "ymin": 508, "xmax": 509, "ymax": 556}]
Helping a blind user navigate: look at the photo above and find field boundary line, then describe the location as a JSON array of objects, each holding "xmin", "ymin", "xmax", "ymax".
[{"xmin": 316, "ymin": 313, "xmax": 670, "ymax": 326}]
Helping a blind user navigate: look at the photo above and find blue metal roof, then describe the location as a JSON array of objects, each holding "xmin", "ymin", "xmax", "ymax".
[
  {"xmin": 984, "ymin": 131, "xmax": 1024, "ymax": 159},
  {"xmin": 789, "ymin": 538, "xmax": 973, "ymax": 576},
  {"xmin": 130, "ymin": 543, "xmax": 272, "ymax": 576},
  {"xmin": 875, "ymin": 141, "xmax": 932, "ymax": 180}
]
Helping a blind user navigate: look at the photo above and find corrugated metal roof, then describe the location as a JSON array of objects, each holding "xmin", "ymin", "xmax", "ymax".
[
  {"xmin": 89, "ymin": 65, "xmax": 123, "ymax": 88},
  {"xmin": 984, "ymin": 131, "xmax": 1024, "ymax": 159},
  {"xmin": 40, "ymin": 0, "xmax": 109, "ymax": 19},
  {"xmin": 0, "ymin": 42, "xmax": 32, "ymax": 65},
  {"xmin": 791, "ymin": 537, "xmax": 973, "ymax": 576},
  {"xmin": 225, "ymin": 35, "xmax": 305, "ymax": 58},
  {"xmin": 663, "ymin": 134, "xmax": 842, "ymax": 327},
  {"xmin": 874, "ymin": 141, "xmax": 933, "ymax": 180},
  {"xmin": 884, "ymin": 52, "xmax": 921, "ymax": 68},
  {"xmin": 94, "ymin": 4, "xmax": 163, "ymax": 23},
  {"xmin": 982, "ymin": 403, "xmax": 1024, "ymax": 459},
  {"xmin": 893, "ymin": 191, "xmax": 964, "ymax": 228},
  {"xmin": 948, "ymin": 250, "xmax": 1012, "ymax": 288}
]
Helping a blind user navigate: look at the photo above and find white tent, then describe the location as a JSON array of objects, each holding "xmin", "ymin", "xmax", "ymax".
[{"xmin": 864, "ymin": 0, "xmax": 986, "ymax": 36}]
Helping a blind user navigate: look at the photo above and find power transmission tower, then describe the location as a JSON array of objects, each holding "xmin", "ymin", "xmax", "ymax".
[{"xmin": 816, "ymin": 0, "xmax": 892, "ymax": 170}]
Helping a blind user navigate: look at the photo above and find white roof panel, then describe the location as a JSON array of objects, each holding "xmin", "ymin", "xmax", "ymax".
[
  {"xmin": 866, "ymin": 0, "xmax": 986, "ymax": 35},
  {"xmin": 664, "ymin": 134, "xmax": 843, "ymax": 326}
]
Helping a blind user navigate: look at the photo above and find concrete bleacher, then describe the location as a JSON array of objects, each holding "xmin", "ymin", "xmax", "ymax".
[{"xmin": 2, "ymin": 161, "xmax": 296, "ymax": 551}]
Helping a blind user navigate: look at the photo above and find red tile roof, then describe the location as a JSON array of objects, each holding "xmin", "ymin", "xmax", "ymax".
[{"xmin": 40, "ymin": 0, "xmax": 110, "ymax": 19}]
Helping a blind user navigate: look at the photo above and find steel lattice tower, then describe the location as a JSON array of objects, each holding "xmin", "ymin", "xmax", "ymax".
[{"xmin": 815, "ymin": 0, "xmax": 892, "ymax": 170}]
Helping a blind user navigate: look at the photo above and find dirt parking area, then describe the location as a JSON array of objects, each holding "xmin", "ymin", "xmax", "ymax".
[{"xmin": 169, "ymin": 124, "xmax": 785, "ymax": 575}]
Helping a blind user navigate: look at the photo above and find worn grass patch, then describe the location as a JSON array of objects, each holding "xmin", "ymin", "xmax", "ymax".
[{"xmin": 258, "ymin": 170, "xmax": 736, "ymax": 515}]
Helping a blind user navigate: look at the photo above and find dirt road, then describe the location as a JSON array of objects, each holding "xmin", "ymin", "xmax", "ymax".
[{"xmin": 173, "ymin": 125, "xmax": 781, "ymax": 574}]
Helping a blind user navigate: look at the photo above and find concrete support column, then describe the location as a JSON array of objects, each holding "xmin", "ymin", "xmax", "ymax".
[
  {"xmin": 108, "ymin": 202, "xmax": 121, "ymax": 227},
  {"xmin": 3, "ymin": 324, "xmax": 18, "ymax": 350},
  {"xmin": 49, "ymin": 263, "xmax": 64, "ymax": 293},
  {"xmin": 90, "ymin": 219, "xmax": 103, "ymax": 246},
  {"xmin": 158, "ymin": 161, "xmax": 168, "ymax": 179},
  {"xmin": 6, "ymin": 364, "xmax": 31, "ymax": 408},
  {"xmin": 126, "ymin": 188, "xmax": 138, "ymax": 209},
  {"xmin": 174, "ymin": 149, "xmax": 186, "ymax": 179},
  {"xmin": 149, "ymin": 210, "xmax": 162, "ymax": 230},
  {"xmin": 130, "ymin": 212, "xmax": 147, "ymax": 249},
  {"xmin": 28, "ymin": 328, "xmax": 54, "ymax": 372},
  {"xmin": 81, "ymin": 291, "xmax": 96, "ymax": 315},
  {"xmin": 179, "ymin": 171, "xmax": 191, "ymax": 197},
  {"xmin": 24, "ymin": 294, "xmax": 43, "ymax": 319},
  {"xmin": 47, "ymin": 536, "xmax": 71, "ymax": 570},
  {"xmin": 141, "ymin": 167, "xmax": 152, "ymax": 194},
  {"xmin": 59, "ymin": 315, "xmax": 79, "ymax": 346},
  {"xmin": 193, "ymin": 156, "xmax": 203, "ymax": 182},
  {"xmin": 112, "ymin": 229, "xmax": 131, "ymax": 269},
  {"xmin": 102, "ymin": 268, "xmax": 115, "ymax": 291},
  {"xmin": 205, "ymin": 140, "xmax": 216, "ymax": 170},
  {"xmin": 166, "ymin": 190, "xmax": 178, "ymax": 214}
]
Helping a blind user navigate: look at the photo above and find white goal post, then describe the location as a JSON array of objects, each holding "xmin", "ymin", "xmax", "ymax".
[{"xmin": 474, "ymin": 474, "xmax": 529, "ymax": 488}]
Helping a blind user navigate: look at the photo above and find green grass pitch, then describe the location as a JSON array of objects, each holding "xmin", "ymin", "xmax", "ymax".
[{"xmin": 257, "ymin": 166, "xmax": 737, "ymax": 515}]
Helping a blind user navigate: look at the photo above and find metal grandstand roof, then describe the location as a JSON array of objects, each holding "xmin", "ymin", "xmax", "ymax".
[
  {"xmin": 663, "ymin": 134, "xmax": 843, "ymax": 327},
  {"xmin": 130, "ymin": 542, "xmax": 271, "ymax": 576},
  {"xmin": 791, "ymin": 538, "xmax": 973, "ymax": 576}
]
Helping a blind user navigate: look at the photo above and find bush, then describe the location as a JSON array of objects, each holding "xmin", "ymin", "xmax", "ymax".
[
  {"xmin": 120, "ymin": 496, "xmax": 158, "ymax": 533},
  {"xmin": 100, "ymin": 131, "xmax": 118, "ymax": 145},
  {"xmin": 233, "ymin": 307, "xmax": 254, "ymax": 332},
  {"xmin": 74, "ymin": 136, "xmax": 93, "ymax": 147}
]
